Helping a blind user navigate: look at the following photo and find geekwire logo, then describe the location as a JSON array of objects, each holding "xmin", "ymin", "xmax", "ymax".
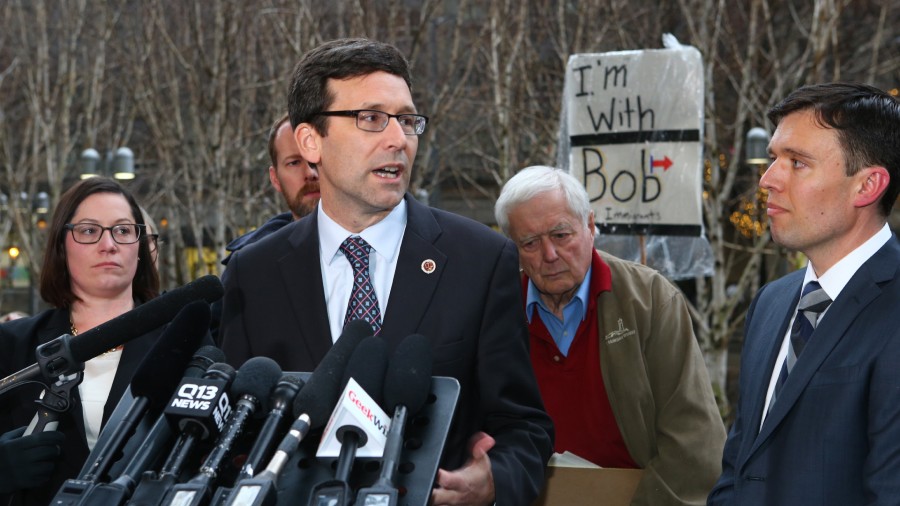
[{"xmin": 349, "ymin": 389, "xmax": 388, "ymax": 437}]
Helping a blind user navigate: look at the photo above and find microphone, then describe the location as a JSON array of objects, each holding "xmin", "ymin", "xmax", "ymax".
[
  {"xmin": 220, "ymin": 320, "xmax": 371, "ymax": 506},
  {"xmin": 75, "ymin": 347, "xmax": 227, "ymax": 506},
  {"xmin": 79, "ymin": 301, "xmax": 212, "ymax": 483},
  {"xmin": 308, "ymin": 336, "xmax": 389, "ymax": 506},
  {"xmin": 162, "ymin": 357, "xmax": 281, "ymax": 506},
  {"xmin": 294, "ymin": 319, "xmax": 373, "ymax": 431},
  {"xmin": 210, "ymin": 375, "xmax": 304, "ymax": 505},
  {"xmin": 0, "ymin": 275, "xmax": 224, "ymax": 394},
  {"xmin": 49, "ymin": 304, "xmax": 214, "ymax": 506},
  {"xmin": 127, "ymin": 362, "xmax": 236, "ymax": 506},
  {"xmin": 235, "ymin": 374, "xmax": 305, "ymax": 482},
  {"xmin": 354, "ymin": 334, "xmax": 432, "ymax": 506}
]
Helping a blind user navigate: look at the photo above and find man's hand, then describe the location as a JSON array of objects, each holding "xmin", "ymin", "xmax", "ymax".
[{"xmin": 432, "ymin": 431, "xmax": 496, "ymax": 506}]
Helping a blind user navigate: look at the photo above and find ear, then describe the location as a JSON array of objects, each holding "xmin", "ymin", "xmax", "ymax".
[
  {"xmin": 853, "ymin": 166, "xmax": 889, "ymax": 209},
  {"xmin": 295, "ymin": 124, "xmax": 322, "ymax": 165},
  {"xmin": 587, "ymin": 210, "xmax": 596, "ymax": 239},
  {"xmin": 268, "ymin": 166, "xmax": 282, "ymax": 193}
]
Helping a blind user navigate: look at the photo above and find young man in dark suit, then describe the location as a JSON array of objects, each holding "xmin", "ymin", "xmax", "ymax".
[
  {"xmin": 708, "ymin": 82, "xmax": 900, "ymax": 505},
  {"xmin": 219, "ymin": 38, "xmax": 553, "ymax": 505}
]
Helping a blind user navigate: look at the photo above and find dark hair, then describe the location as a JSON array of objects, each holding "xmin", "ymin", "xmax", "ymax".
[
  {"xmin": 40, "ymin": 177, "xmax": 160, "ymax": 308},
  {"xmin": 287, "ymin": 38, "xmax": 412, "ymax": 135},
  {"xmin": 267, "ymin": 113, "xmax": 291, "ymax": 168},
  {"xmin": 767, "ymin": 82, "xmax": 900, "ymax": 216}
]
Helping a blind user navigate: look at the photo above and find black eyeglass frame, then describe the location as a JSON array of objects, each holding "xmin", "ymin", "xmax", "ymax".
[
  {"xmin": 313, "ymin": 109, "xmax": 429, "ymax": 135},
  {"xmin": 64, "ymin": 223, "xmax": 147, "ymax": 245}
]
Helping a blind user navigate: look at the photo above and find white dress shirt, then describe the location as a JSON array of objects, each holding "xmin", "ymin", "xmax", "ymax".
[{"xmin": 318, "ymin": 200, "xmax": 407, "ymax": 342}]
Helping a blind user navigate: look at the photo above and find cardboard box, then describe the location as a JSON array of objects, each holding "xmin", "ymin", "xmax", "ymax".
[{"xmin": 534, "ymin": 467, "xmax": 643, "ymax": 506}]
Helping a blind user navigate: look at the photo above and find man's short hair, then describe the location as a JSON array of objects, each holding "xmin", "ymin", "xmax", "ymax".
[
  {"xmin": 267, "ymin": 113, "xmax": 291, "ymax": 168},
  {"xmin": 287, "ymin": 38, "xmax": 412, "ymax": 136},
  {"xmin": 495, "ymin": 166, "xmax": 593, "ymax": 236},
  {"xmin": 767, "ymin": 82, "xmax": 900, "ymax": 216}
]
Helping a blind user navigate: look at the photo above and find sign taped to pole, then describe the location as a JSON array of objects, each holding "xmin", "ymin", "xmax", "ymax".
[{"xmin": 558, "ymin": 46, "xmax": 704, "ymax": 236}]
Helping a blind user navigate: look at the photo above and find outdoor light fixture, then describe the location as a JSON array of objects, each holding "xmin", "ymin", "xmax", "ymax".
[
  {"xmin": 80, "ymin": 147, "xmax": 136, "ymax": 180},
  {"xmin": 744, "ymin": 127, "xmax": 770, "ymax": 165}
]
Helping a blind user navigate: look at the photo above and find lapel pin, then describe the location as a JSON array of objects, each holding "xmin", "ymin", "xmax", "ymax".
[{"xmin": 421, "ymin": 259, "xmax": 436, "ymax": 274}]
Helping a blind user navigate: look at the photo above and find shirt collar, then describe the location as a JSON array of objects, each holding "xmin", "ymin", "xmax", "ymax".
[
  {"xmin": 805, "ymin": 222, "xmax": 891, "ymax": 301},
  {"xmin": 318, "ymin": 198, "xmax": 407, "ymax": 264},
  {"xmin": 525, "ymin": 264, "xmax": 593, "ymax": 323}
]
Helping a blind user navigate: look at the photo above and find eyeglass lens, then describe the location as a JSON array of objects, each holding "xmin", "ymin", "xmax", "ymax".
[
  {"xmin": 356, "ymin": 111, "xmax": 426, "ymax": 135},
  {"xmin": 70, "ymin": 224, "xmax": 142, "ymax": 244}
]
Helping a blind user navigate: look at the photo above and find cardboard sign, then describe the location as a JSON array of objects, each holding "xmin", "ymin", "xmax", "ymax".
[{"xmin": 559, "ymin": 47, "xmax": 704, "ymax": 236}]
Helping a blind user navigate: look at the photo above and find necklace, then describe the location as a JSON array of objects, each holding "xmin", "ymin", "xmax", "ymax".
[{"xmin": 70, "ymin": 318, "xmax": 123, "ymax": 354}]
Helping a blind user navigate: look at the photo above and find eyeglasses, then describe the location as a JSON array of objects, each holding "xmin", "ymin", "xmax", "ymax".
[
  {"xmin": 64, "ymin": 223, "xmax": 146, "ymax": 245},
  {"xmin": 313, "ymin": 109, "xmax": 428, "ymax": 135}
]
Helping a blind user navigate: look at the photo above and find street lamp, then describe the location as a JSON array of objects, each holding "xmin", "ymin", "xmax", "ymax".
[
  {"xmin": 79, "ymin": 147, "xmax": 136, "ymax": 180},
  {"xmin": 744, "ymin": 127, "xmax": 770, "ymax": 165}
]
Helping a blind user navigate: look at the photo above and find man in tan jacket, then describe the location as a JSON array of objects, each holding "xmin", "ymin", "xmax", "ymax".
[{"xmin": 495, "ymin": 165, "xmax": 725, "ymax": 505}]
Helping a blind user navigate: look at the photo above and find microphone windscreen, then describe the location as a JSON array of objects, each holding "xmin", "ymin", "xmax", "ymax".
[
  {"xmin": 277, "ymin": 374, "xmax": 305, "ymax": 392},
  {"xmin": 131, "ymin": 300, "xmax": 211, "ymax": 409},
  {"xmin": 69, "ymin": 275, "xmax": 223, "ymax": 362},
  {"xmin": 185, "ymin": 345, "xmax": 226, "ymax": 378},
  {"xmin": 205, "ymin": 362, "xmax": 237, "ymax": 382},
  {"xmin": 232, "ymin": 357, "xmax": 282, "ymax": 416},
  {"xmin": 384, "ymin": 334, "xmax": 432, "ymax": 414},
  {"xmin": 293, "ymin": 318, "xmax": 372, "ymax": 428},
  {"xmin": 341, "ymin": 336, "xmax": 388, "ymax": 407}
]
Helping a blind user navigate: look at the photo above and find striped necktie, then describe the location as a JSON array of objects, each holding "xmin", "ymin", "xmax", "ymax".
[{"xmin": 769, "ymin": 281, "xmax": 832, "ymax": 409}]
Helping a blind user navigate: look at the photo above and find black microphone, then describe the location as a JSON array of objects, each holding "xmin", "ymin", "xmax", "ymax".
[
  {"xmin": 162, "ymin": 357, "xmax": 281, "ymax": 506},
  {"xmin": 220, "ymin": 320, "xmax": 371, "ymax": 506},
  {"xmin": 79, "ymin": 301, "xmax": 212, "ymax": 484},
  {"xmin": 354, "ymin": 334, "xmax": 432, "ymax": 506},
  {"xmin": 308, "ymin": 336, "xmax": 389, "ymax": 506},
  {"xmin": 0, "ymin": 275, "xmax": 224, "ymax": 394},
  {"xmin": 47, "ymin": 302, "xmax": 209, "ymax": 504},
  {"xmin": 294, "ymin": 319, "xmax": 373, "ymax": 431},
  {"xmin": 127, "ymin": 362, "xmax": 236, "ymax": 506},
  {"xmin": 76, "ymin": 347, "xmax": 226, "ymax": 506},
  {"xmin": 210, "ymin": 375, "xmax": 304, "ymax": 505},
  {"xmin": 235, "ymin": 374, "xmax": 305, "ymax": 482}
]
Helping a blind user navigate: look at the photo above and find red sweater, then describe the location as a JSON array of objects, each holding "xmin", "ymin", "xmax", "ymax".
[{"xmin": 526, "ymin": 250, "xmax": 637, "ymax": 468}]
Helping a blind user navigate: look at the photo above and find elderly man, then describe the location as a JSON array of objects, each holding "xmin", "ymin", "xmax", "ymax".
[{"xmin": 495, "ymin": 165, "xmax": 725, "ymax": 505}]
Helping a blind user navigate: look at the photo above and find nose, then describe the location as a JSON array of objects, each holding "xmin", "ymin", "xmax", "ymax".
[
  {"xmin": 539, "ymin": 237, "xmax": 559, "ymax": 262},
  {"xmin": 759, "ymin": 160, "xmax": 781, "ymax": 192},
  {"xmin": 97, "ymin": 228, "xmax": 119, "ymax": 250},
  {"xmin": 382, "ymin": 117, "xmax": 410, "ymax": 150},
  {"xmin": 304, "ymin": 161, "xmax": 319, "ymax": 180}
]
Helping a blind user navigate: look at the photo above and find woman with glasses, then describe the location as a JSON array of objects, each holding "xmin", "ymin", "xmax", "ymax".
[{"xmin": 0, "ymin": 177, "xmax": 160, "ymax": 504}]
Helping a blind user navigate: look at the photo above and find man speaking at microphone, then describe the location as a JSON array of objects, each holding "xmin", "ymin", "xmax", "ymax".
[{"xmin": 220, "ymin": 38, "xmax": 553, "ymax": 505}]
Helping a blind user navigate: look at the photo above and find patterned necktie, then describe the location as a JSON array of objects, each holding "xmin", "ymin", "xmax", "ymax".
[
  {"xmin": 339, "ymin": 236, "xmax": 382, "ymax": 335},
  {"xmin": 769, "ymin": 281, "xmax": 832, "ymax": 409}
]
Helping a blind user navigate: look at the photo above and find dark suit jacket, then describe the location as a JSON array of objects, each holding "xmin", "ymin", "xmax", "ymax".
[
  {"xmin": 0, "ymin": 307, "xmax": 159, "ymax": 506},
  {"xmin": 708, "ymin": 237, "xmax": 900, "ymax": 505},
  {"xmin": 221, "ymin": 194, "xmax": 554, "ymax": 505}
]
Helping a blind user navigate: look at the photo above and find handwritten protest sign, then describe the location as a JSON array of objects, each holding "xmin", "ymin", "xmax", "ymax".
[{"xmin": 558, "ymin": 47, "xmax": 704, "ymax": 236}]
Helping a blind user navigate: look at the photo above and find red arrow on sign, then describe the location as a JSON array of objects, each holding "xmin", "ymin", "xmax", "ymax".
[{"xmin": 651, "ymin": 156, "xmax": 673, "ymax": 172}]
